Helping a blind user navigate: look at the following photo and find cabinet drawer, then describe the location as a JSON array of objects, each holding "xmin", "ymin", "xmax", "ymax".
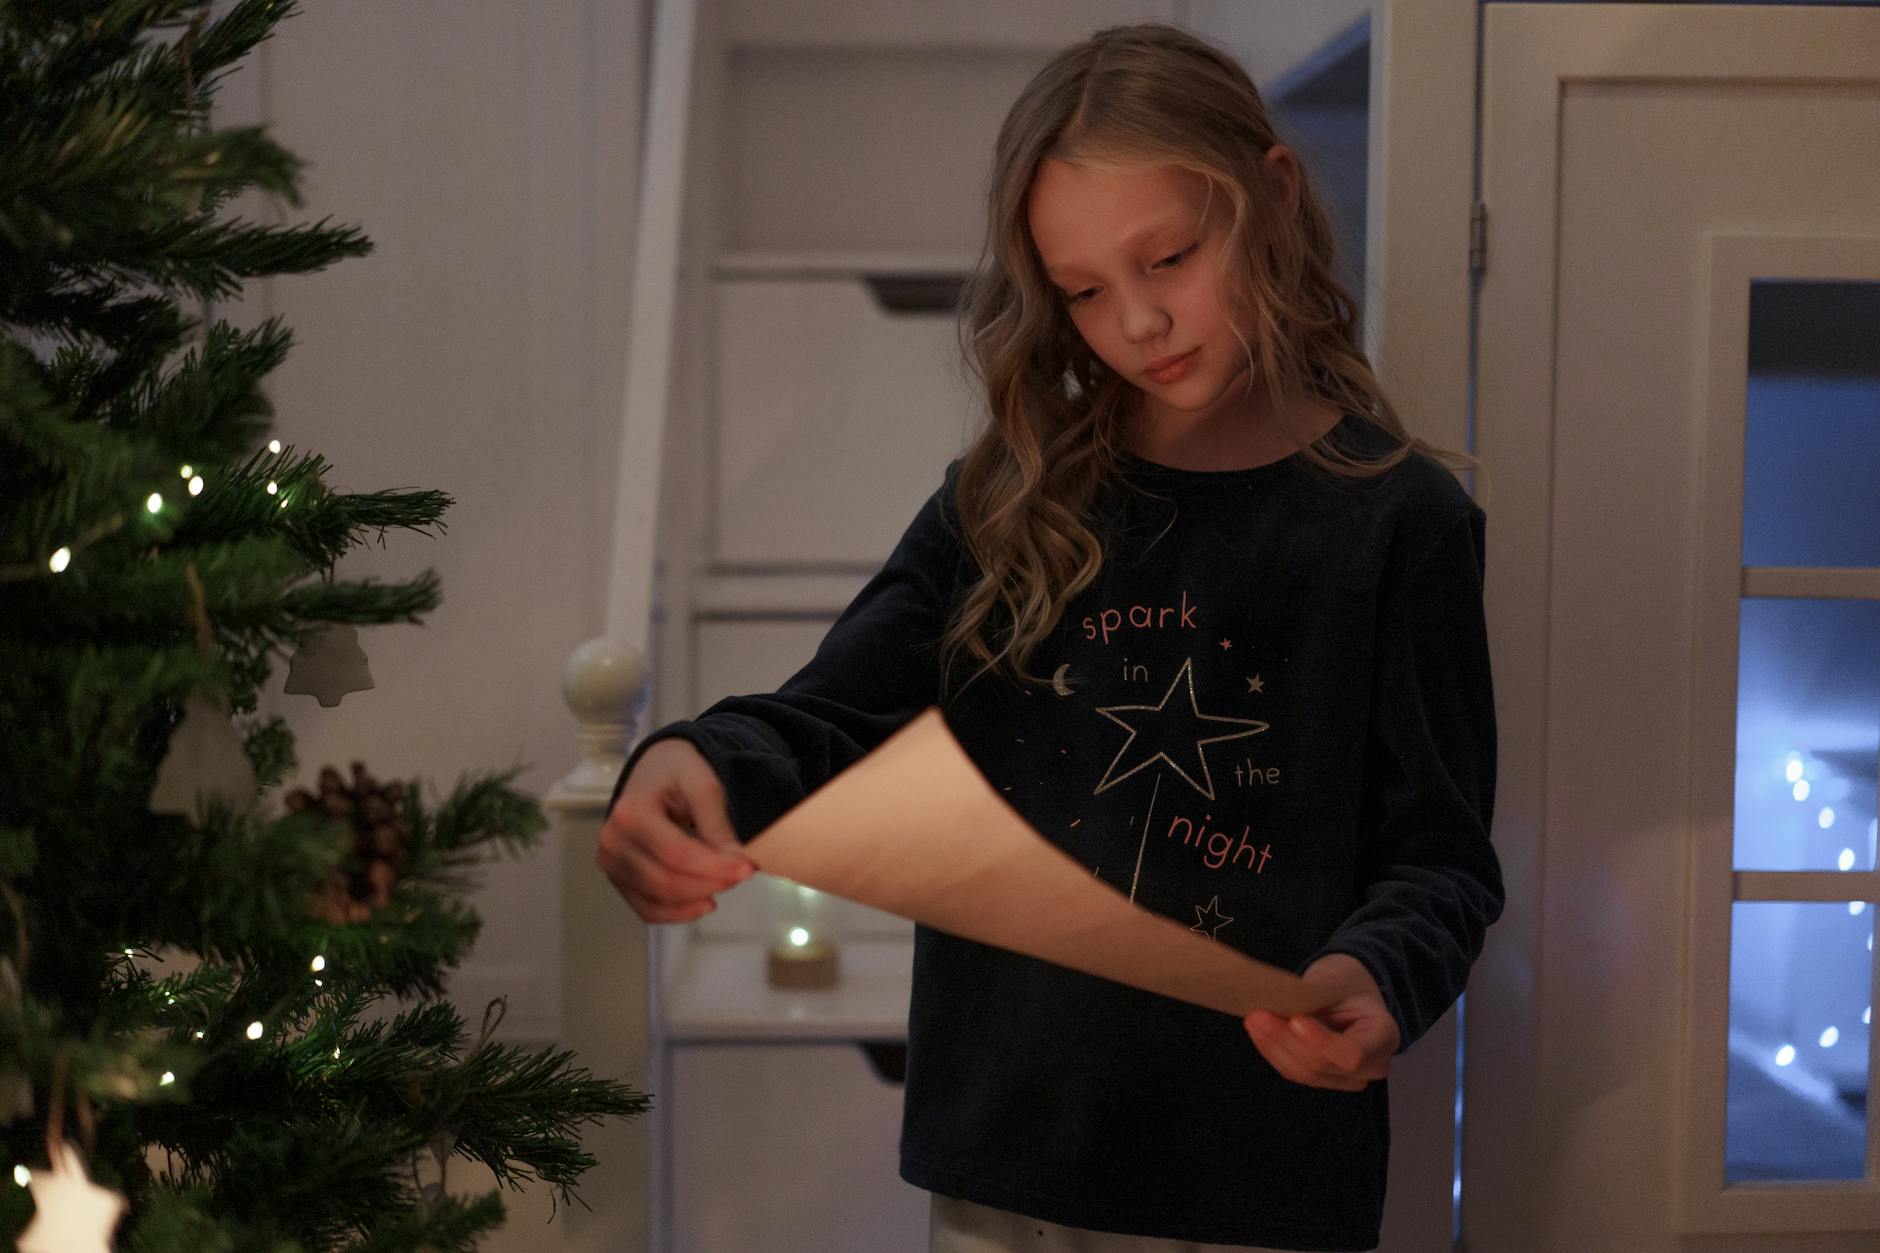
[
  {"xmin": 669, "ymin": 1040, "xmax": 925, "ymax": 1252},
  {"xmin": 713, "ymin": 277, "xmax": 974, "ymax": 565}
]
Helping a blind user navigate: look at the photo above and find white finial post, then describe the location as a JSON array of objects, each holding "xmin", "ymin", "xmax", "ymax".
[
  {"xmin": 555, "ymin": 636, "xmax": 651, "ymax": 801},
  {"xmin": 545, "ymin": 633, "xmax": 654, "ymax": 1250}
]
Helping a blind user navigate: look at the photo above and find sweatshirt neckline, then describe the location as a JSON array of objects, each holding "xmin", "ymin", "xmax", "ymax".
[{"xmin": 1117, "ymin": 413, "xmax": 1355, "ymax": 487}]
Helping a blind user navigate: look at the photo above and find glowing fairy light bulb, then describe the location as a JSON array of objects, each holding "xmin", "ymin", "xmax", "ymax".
[
  {"xmin": 179, "ymin": 465, "xmax": 193, "ymax": 478},
  {"xmin": 1849, "ymin": 901, "xmax": 1866, "ymax": 917},
  {"xmin": 14, "ymin": 1165, "xmax": 30, "ymax": 1186},
  {"xmin": 789, "ymin": 927, "xmax": 810, "ymax": 947},
  {"xmin": 1818, "ymin": 1026, "xmax": 1839, "ymax": 1048},
  {"xmin": 245, "ymin": 1021, "xmax": 263, "ymax": 1040},
  {"xmin": 268, "ymin": 439, "xmax": 281, "ymax": 453},
  {"xmin": 310, "ymin": 955, "xmax": 325, "ymax": 972},
  {"xmin": 265, "ymin": 481, "xmax": 278, "ymax": 495},
  {"xmin": 48, "ymin": 547, "xmax": 70, "ymax": 573},
  {"xmin": 1840, "ymin": 848, "xmax": 1856, "ymax": 871},
  {"xmin": 1793, "ymin": 780, "xmax": 1810, "ymax": 802},
  {"xmin": 145, "ymin": 492, "xmax": 161, "ymax": 513},
  {"xmin": 188, "ymin": 475, "xmax": 203, "ymax": 496},
  {"xmin": 1784, "ymin": 755, "xmax": 1803, "ymax": 783},
  {"xmin": 1819, "ymin": 807, "xmax": 1835, "ymax": 829},
  {"xmin": 193, "ymin": 1030, "xmax": 204, "ymax": 1039},
  {"xmin": 159, "ymin": 1071, "xmax": 174, "ymax": 1085},
  {"xmin": 1775, "ymin": 1045, "xmax": 1795, "ymax": 1066}
]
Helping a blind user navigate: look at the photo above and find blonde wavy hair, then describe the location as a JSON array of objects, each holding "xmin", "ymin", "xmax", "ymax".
[{"xmin": 936, "ymin": 21, "xmax": 1487, "ymax": 702}]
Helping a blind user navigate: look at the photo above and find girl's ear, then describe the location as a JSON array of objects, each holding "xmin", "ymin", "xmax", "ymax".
[{"xmin": 1264, "ymin": 143, "xmax": 1302, "ymax": 219}]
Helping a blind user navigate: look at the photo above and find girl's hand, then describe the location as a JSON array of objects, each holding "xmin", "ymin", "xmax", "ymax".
[
  {"xmin": 1243, "ymin": 954, "xmax": 1400, "ymax": 1090},
  {"xmin": 598, "ymin": 738, "xmax": 757, "ymax": 924}
]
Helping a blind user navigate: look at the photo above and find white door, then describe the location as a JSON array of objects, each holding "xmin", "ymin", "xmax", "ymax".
[{"xmin": 1467, "ymin": 5, "xmax": 1880, "ymax": 1251}]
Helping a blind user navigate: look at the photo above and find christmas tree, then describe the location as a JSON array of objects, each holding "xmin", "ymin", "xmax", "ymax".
[{"xmin": 0, "ymin": 1, "xmax": 648, "ymax": 1248}]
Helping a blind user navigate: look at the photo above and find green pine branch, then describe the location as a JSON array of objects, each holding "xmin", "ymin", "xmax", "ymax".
[{"xmin": 0, "ymin": 3, "xmax": 648, "ymax": 1248}]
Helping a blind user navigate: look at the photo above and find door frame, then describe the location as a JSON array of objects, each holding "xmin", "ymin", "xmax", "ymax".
[
  {"xmin": 1366, "ymin": 0, "xmax": 1483, "ymax": 1244},
  {"xmin": 1467, "ymin": 4, "xmax": 1880, "ymax": 1250}
]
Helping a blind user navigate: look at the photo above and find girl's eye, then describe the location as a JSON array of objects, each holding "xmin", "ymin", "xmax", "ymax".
[{"xmin": 1063, "ymin": 244, "xmax": 1196, "ymax": 306}]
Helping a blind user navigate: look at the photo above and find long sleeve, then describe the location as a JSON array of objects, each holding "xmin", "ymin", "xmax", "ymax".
[
  {"xmin": 1296, "ymin": 504, "xmax": 1505, "ymax": 1055},
  {"xmin": 608, "ymin": 458, "xmax": 971, "ymax": 844}
]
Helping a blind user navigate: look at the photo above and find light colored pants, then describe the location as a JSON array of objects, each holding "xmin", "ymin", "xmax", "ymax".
[{"xmin": 928, "ymin": 1190, "xmax": 1300, "ymax": 1253}]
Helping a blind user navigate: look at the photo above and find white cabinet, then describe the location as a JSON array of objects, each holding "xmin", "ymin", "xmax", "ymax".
[
  {"xmin": 668, "ymin": 1042, "xmax": 920, "ymax": 1252},
  {"xmin": 712, "ymin": 274, "xmax": 978, "ymax": 566},
  {"xmin": 657, "ymin": 936, "xmax": 924, "ymax": 1252}
]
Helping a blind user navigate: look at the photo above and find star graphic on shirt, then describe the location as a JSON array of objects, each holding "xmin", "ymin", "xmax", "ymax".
[
  {"xmin": 1191, "ymin": 894, "xmax": 1234, "ymax": 938},
  {"xmin": 1219, "ymin": 638, "xmax": 1232, "ymax": 650},
  {"xmin": 1091, "ymin": 657, "xmax": 1268, "ymax": 799},
  {"xmin": 1246, "ymin": 674, "xmax": 1264, "ymax": 694}
]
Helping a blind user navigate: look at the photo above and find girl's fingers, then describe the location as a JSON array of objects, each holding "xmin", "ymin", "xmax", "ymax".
[
  {"xmin": 599, "ymin": 866, "xmax": 717, "ymax": 924},
  {"xmin": 649, "ymin": 800, "xmax": 753, "ymax": 882},
  {"xmin": 612, "ymin": 832, "xmax": 735, "ymax": 905},
  {"xmin": 675, "ymin": 772, "xmax": 748, "ymax": 860},
  {"xmin": 594, "ymin": 839, "xmax": 718, "ymax": 918},
  {"xmin": 1246, "ymin": 1012, "xmax": 1368, "ymax": 1091},
  {"xmin": 1288, "ymin": 1014, "xmax": 1367, "ymax": 1073}
]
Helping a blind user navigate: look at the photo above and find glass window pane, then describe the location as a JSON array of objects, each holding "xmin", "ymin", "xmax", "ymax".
[
  {"xmin": 1742, "ymin": 279, "xmax": 1880, "ymax": 569},
  {"xmin": 1727, "ymin": 900, "xmax": 1874, "ymax": 1183},
  {"xmin": 1734, "ymin": 597, "xmax": 1880, "ymax": 871}
]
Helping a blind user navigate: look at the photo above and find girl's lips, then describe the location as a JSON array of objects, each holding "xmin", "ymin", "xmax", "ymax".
[{"xmin": 1144, "ymin": 347, "xmax": 1198, "ymax": 382}]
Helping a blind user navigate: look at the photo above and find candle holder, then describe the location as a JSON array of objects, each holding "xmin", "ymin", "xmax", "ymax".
[{"xmin": 763, "ymin": 877, "xmax": 839, "ymax": 990}]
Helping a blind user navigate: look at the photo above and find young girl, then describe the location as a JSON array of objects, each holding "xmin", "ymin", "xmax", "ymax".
[{"xmin": 599, "ymin": 21, "xmax": 1502, "ymax": 1253}]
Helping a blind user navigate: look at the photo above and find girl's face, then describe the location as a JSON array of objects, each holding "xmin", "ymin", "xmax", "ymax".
[{"xmin": 1026, "ymin": 154, "xmax": 1294, "ymax": 439}]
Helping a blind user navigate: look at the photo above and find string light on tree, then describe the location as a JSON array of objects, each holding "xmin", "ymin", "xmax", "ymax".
[{"xmin": 48, "ymin": 547, "xmax": 69, "ymax": 573}]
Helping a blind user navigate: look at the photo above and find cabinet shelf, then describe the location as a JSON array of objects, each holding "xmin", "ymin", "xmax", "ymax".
[{"xmin": 661, "ymin": 934, "xmax": 914, "ymax": 1042}]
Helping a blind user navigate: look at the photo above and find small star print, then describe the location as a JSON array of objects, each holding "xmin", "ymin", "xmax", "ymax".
[
  {"xmin": 1219, "ymin": 638, "xmax": 1232, "ymax": 650},
  {"xmin": 1191, "ymin": 894, "xmax": 1235, "ymax": 939},
  {"xmin": 1246, "ymin": 674, "xmax": 1265, "ymax": 693}
]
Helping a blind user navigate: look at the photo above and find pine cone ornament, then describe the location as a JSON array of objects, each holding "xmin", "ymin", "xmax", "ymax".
[{"xmin": 286, "ymin": 762, "xmax": 413, "ymax": 925}]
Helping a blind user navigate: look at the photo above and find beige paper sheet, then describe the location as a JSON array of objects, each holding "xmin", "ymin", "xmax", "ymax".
[{"xmin": 743, "ymin": 706, "xmax": 1327, "ymax": 1020}]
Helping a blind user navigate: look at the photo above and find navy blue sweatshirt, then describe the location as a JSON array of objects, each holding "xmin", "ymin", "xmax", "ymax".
[{"xmin": 610, "ymin": 413, "xmax": 1504, "ymax": 1251}]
